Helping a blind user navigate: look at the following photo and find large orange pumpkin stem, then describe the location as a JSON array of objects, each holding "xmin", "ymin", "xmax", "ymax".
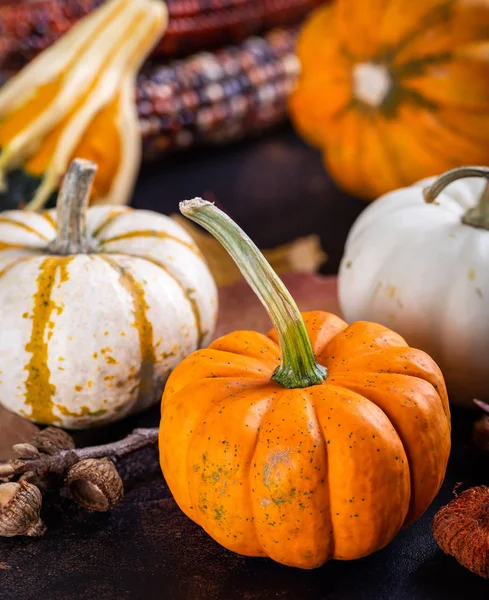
[
  {"xmin": 48, "ymin": 158, "xmax": 98, "ymax": 255},
  {"xmin": 180, "ymin": 198, "xmax": 327, "ymax": 389},
  {"xmin": 424, "ymin": 166, "xmax": 489, "ymax": 230}
]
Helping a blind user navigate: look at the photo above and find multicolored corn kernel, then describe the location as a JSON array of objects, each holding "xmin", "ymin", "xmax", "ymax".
[
  {"xmin": 138, "ymin": 27, "xmax": 301, "ymax": 158},
  {"xmin": 0, "ymin": 0, "xmax": 326, "ymax": 69}
]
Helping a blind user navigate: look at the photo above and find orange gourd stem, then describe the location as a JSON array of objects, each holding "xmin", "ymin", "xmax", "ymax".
[
  {"xmin": 48, "ymin": 159, "xmax": 97, "ymax": 255},
  {"xmin": 180, "ymin": 198, "xmax": 327, "ymax": 389},
  {"xmin": 424, "ymin": 166, "xmax": 489, "ymax": 230}
]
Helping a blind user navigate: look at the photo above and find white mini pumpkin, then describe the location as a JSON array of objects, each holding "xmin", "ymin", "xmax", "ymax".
[
  {"xmin": 0, "ymin": 159, "xmax": 218, "ymax": 428},
  {"xmin": 339, "ymin": 166, "xmax": 489, "ymax": 408}
]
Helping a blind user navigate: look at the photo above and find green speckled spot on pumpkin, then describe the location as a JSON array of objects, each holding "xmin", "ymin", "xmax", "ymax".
[
  {"xmin": 24, "ymin": 256, "xmax": 73, "ymax": 424},
  {"xmin": 214, "ymin": 506, "xmax": 225, "ymax": 521},
  {"xmin": 199, "ymin": 492, "xmax": 209, "ymax": 513}
]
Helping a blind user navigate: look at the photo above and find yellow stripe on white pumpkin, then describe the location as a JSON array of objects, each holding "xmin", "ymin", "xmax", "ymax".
[
  {"xmin": 94, "ymin": 209, "xmax": 202, "ymax": 251},
  {"xmin": 0, "ymin": 211, "xmax": 56, "ymax": 270},
  {"xmin": 99, "ymin": 254, "xmax": 200, "ymax": 411},
  {"xmin": 86, "ymin": 206, "xmax": 132, "ymax": 238},
  {"xmin": 102, "ymin": 239, "xmax": 215, "ymax": 349},
  {"xmin": 0, "ymin": 212, "xmax": 56, "ymax": 242},
  {"xmin": 0, "ymin": 255, "xmax": 59, "ymax": 423},
  {"xmin": 95, "ymin": 209, "xmax": 216, "ymax": 348}
]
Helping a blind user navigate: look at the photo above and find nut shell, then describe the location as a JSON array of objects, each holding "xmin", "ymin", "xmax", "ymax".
[
  {"xmin": 32, "ymin": 427, "xmax": 75, "ymax": 454},
  {"xmin": 0, "ymin": 481, "xmax": 46, "ymax": 537},
  {"xmin": 13, "ymin": 443, "xmax": 40, "ymax": 459},
  {"xmin": 66, "ymin": 458, "xmax": 123, "ymax": 512},
  {"xmin": 432, "ymin": 486, "xmax": 489, "ymax": 579}
]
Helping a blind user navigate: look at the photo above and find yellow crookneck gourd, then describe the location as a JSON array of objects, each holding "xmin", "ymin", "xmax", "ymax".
[{"xmin": 0, "ymin": 0, "xmax": 167, "ymax": 212}]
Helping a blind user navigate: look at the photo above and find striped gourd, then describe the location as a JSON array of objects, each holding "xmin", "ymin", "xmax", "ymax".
[
  {"xmin": 0, "ymin": 0, "xmax": 168, "ymax": 212},
  {"xmin": 0, "ymin": 0, "xmax": 326, "ymax": 69},
  {"xmin": 0, "ymin": 25, "xmax": 300, "ymax": 211},
  {"xmin": 0, "ymin": 159, "xmax": 217, "ymax": 429}
]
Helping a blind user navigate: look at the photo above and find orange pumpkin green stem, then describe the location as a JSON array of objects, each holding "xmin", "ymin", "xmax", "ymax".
[
  {"xmin": 424, "ymin": 166, "xmax": 489, "ymax": 230},
  {"xmin": 179, "ymin": 198, "xmax": 327, "ymax": 389},
  {"xmin": 48, "ymin": 158, "xmax": 98, "ymax": 256}
]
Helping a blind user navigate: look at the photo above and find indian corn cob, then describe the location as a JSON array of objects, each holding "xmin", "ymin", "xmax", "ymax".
[
  {"xmin": 0, "ymin": 25, "xmax": 300, "ymax": 171},
  {"xmin": 139, "ymin": 27, "xmax": 301, "ymax": 158},
  {"xmin": 0, "ymin": 0, "xmax": 326, "ymax": 70}
]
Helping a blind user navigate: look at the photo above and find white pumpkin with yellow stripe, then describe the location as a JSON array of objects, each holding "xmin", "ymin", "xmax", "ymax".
[{"xmin": 0, "ymin": 159, "xmax": 218, "ymax": 428}]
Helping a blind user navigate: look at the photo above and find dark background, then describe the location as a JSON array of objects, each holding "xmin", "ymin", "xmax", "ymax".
[{"xmin": 0, "ymin": 126, "xmax": 487, "ymax": 600}]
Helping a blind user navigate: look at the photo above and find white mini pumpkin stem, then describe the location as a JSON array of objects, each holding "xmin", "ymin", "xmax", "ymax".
[
  {"xmin": 424, "ymin": 166, "xmax": 489, "ymax": 230},
  {"xmin": 49, "ymin": 159, "xmax": 98, "ymax": 255}
]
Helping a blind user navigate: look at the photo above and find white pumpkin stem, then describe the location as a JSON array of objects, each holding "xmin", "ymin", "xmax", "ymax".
[
  {"xmin": 180, "ymin": 198, "xmax": 327, "ymax": 389},
  {"xmin": 424, "ymin": 166, "xmax": 489, "ymax": 230},
  {"xmin": 49, "ymin": 159, "xmax": 98, "ymax": 255}
]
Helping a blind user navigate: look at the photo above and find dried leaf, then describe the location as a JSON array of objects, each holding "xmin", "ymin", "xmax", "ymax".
[
  {"xmin": 214, "ymin": 272, "xmax": 340, "ymax": 340},
  {"xmin": 0, "ymin": 406, "xmax": 39, "ymax": 461},
  {"xmin": 172, "ymin": 215, "xmax": 327, "ymax": 287}
]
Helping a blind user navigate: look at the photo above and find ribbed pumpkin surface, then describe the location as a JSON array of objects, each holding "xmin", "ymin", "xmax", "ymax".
[{"xmin": 289, "ymin": 0, "xmax": 489, "ymax": 199}]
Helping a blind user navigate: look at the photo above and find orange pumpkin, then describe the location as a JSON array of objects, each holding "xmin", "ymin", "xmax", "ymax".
[
  {"xmin": 289, "ymin": 0, "xmax": 489, "ymax": 200},
  {"xmin": 159, "ymin": 199, "xmax": 451, "ymax": 569}
]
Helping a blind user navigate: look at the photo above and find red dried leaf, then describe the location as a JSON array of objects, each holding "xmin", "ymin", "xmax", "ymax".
[{"xmin": 214, "ymin": 272, "xmax": 340, "ymax": 339}]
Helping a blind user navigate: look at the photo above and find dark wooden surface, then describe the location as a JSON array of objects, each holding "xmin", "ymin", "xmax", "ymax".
[
  {"xmin": 1, "ymin": 126, "xmax": 488, "ymax": 599},
  {"xmin": 133, "ymin": 126, "xmax": 364, "ymax": 275}
]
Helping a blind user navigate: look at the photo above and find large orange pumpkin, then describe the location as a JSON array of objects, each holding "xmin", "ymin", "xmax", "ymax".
[
  {"xmin": 289, "ymin": 0, "xmax": 489, "ymax": 200},
  {"xmin": 159, "ymin": 199, "xmax": 451, "ymax": 569}
]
